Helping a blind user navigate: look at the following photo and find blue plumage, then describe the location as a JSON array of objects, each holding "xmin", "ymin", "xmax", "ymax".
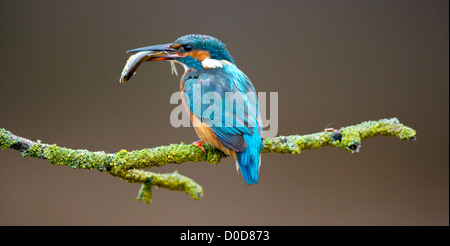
[
  {"xmin": 183, "ymin": 61, "xmax": 263, "ymax": 184},
  {"xmin": 125, "ymin": 34, "xmax": 263, "ymax": 184},
  {"xmin": 237, "ymin": 130, "xmax": 263, "ymax": 184}
]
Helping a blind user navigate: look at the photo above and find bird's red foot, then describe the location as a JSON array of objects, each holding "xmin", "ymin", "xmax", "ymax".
[{"xmin": 192, "ymin": 140, "xmax": 206, "ymax": 153}]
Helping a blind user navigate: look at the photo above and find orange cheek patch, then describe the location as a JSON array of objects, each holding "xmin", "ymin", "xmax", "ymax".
[
  {"xmin": 186, "ymin": 50, "xmax": 210, "ymax": 61},
  {"xmin": 171, "ymin": 43, "xmax": 181, "ymax": 49}
]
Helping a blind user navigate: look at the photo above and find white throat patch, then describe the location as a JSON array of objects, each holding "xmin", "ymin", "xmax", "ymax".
[{"xmin": 201, "ymin": 58, "xmax": 224, "ymax": 68}]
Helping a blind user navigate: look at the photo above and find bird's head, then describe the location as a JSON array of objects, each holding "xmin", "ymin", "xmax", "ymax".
[{"xmin": 120, "ymin": 34, "xmax": 234, "ymax": 83}]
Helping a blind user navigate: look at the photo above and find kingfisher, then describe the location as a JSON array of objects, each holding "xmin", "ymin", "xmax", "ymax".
[{"xmin": 119, "ymin": 34, "xmax": 263, "ymax": 185}]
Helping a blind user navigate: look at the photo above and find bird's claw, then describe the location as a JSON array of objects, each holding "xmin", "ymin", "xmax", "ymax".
[{"xmin": 192, "ymin": 140, "xmax": 206, "ymax": 153}]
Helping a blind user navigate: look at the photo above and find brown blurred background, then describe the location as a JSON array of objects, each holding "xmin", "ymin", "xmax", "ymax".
[{"xmin": 0, "ymin": 0, "xmax": 448, "ymax": 225}]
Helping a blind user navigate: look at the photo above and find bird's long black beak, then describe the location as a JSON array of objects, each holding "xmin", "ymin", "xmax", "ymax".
[
  {"xmin": 126, "ymin": 43, "xmax": 183, "ymax": 60},
  {"xmin": 127, "ymin": 43, "xmax": 175, "ymax": 53},
  {"xmin": 119, "ymin": 43, "xmax": 183, "ymax": 83}
]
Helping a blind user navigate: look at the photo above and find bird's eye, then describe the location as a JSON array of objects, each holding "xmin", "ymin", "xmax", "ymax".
[{"xmin": 183, "ymin": 45, "xmax": 193, "ymax": 52}]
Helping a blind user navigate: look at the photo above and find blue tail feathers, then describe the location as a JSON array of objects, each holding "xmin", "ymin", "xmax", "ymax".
[{"xmin": 237, "ymin": 133, "xmax": 263, "ymax": 185}]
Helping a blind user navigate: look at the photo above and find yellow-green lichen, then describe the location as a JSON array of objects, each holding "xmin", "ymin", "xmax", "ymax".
[
  {"xmin": 1, "ymin": 117, "xmax": 416, "ymax": 204},
  {"xmin": 137, "ymin": 180, "xmax": 154, "ymax": 204},
  {"xmin": 125, "ymin": 169, "xmax": 203, "ymax": 203},
  {"xmin": 0, "ymin": 129, "xmax": 19, "ymax": 149},
  {"xmin": 261, "ymin": 118, "xmax": 416, "ymax": 155}
]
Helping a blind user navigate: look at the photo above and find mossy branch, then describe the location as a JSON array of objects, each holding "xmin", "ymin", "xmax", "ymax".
[{"xmin": 0, "ymin": 117, "xmax": 416, "ymax": 203}]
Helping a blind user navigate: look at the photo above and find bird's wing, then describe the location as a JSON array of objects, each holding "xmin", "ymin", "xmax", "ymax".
[{"xmin": 183, "ymin": 64, "xmax": 261, "ymax": 152}]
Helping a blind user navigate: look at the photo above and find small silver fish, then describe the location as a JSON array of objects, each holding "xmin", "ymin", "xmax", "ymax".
[{"xmin": 119, "ymin": 51, "xmax": 168, "ymax": 83}]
